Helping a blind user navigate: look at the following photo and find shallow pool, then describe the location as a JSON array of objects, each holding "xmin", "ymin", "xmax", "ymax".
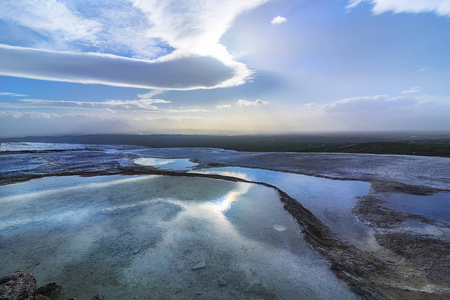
[
  {"xmin": 0, "ymin": 175, "xmax": 359, "ymax": 300},
  {"xmin": 190, "ymin": 167, "xmax": 376, "ymax": 251},
  {"xmin": 134, "ymin": 157, "xmax": 198, "ymax": 170}
]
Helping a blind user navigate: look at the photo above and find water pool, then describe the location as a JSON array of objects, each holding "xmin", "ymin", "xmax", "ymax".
[{"xmin": 0, "ymin": 175, "xmax": 359, "ymax": 300}]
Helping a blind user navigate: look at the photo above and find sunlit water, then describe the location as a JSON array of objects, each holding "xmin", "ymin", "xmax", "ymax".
[
  {"xmin": 134, "ymin": 157, "xmax": 198, "ymax": 170},
  {"xmin": 378, "ymin": 192, "xmax": 450, "ymax": 241},
  {"xmin": 0, "ymin": 175, "xmax": 359, "ymax": 300},
  {"xmin": 188, "ymin": 167, "xmax": 378, "ymax": 250},
  {"xmin": 132, "ymin": 157, "xmax": 376, "ymax": 250},
  {"xmin": 190, "ymin": 166, "xmax": 450, "ymax": 245},
  {"xmin": 380, "ymin": 192, "xmax": 450, "ymax": 223}
]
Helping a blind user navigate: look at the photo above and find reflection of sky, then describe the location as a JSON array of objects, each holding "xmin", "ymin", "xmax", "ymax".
[
  {"xmin": 0, "ymin": 174, "xmax": 359, "ymax": 299},
  {"xmin": 192, "ymin": 166, "xmax": 378, "ymax": 251},
  {"xmin": 207, "ymin": 183, "xmax": 249, "ymax": 213},
  {"xmin": 0, "ymin": 175, "xmax": 155, "ymax": 203},
  {"xmin": 381, "ymin": 192, "xmax": 450, "ymax": 223},
  {"xmin": 134, "ymin": 157, "xmax": 197, "ymax": 170}
]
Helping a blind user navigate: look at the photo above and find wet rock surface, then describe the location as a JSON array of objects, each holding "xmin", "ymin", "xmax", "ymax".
[
  {"xmin": 91, "ymin": 294, "xmax": 108, "ymax": 300},
  {"xmin": 0, "ymin": 144, "xmax": 449, "ymax": 299},
  {"xmin": 0, "ymin": 271, "xmax": 37, "ymax": 300},
  {"xmin": 349, "ymin": 181, "xmax": 450, "ymax": 298},
  {"xmin": 36, "ymin": 283, "xmax": 61, "ymax": 299},
  {"xmin": 0, "ymin": 271, "xmax": 110, "ymax": 300}
]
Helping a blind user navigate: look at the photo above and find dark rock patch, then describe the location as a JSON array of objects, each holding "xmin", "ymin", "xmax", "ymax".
[
  {"xmin": 0, "ymin": 271, "xmax": 37, "ymax": 300},
  {"xmin": 0, "ymin": 271, "xmax": 107, "ymax": 300}
]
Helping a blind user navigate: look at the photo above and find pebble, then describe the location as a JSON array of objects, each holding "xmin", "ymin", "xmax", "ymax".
[{"xmin": 192, "ymin": 260, "xmax": 206, "ymax": 270}]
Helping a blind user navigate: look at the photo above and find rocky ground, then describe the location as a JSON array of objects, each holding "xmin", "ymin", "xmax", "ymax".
[
  {"xmin": 0, "ymin": 145, "xmax": 449, "ymax": 299},
  {"xmin": 0, "ymin": 270, "xmax": 107, "ymax": 300}
]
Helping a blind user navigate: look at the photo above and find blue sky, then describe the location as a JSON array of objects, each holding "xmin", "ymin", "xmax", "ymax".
[{"xmin": 0, "ymin": 0, "xmax": 449, "ymax": 137}]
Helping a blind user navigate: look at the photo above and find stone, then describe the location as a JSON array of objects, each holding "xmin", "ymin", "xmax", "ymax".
[
  {"xmin": 0, "ymin": 270, "xmax": 37, "ymax": 300},
  {"xmin": 191, "ymin": 261, "xmax": 206, "ymax": 270},
  {"xmin": 91, "ymin": 294, "xmax": 108, "ymax": 300},
  {"xmin": 32, "ymin": 295, "xmax": 50, "ymax": 300},
  {"xmin": 218, "ymin": 277, "xmax": 227, "ymax": 287},
  {"xmin": 36, "ymin": 282, "xmax": 61, "ymax": 298}
]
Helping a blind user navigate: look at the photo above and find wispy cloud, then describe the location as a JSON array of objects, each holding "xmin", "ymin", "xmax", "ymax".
[
  {"xmin": 0, "ymin": 1, "xmax": 270, "ymax": 90},
  {"xmin": 16, "ymin": 98, "xmax": 209, "ymax": 114},
  {"xmin": 237, "ymin": 99, "xmax": 270, "ymax": 106},
  {"xmin": 304, "ymin": 103, "xmax": 318, "ymax": 109},
  {"xmin": 216, "ymin": 104, "xmax": 232, "ymax": 109},
  {"xmin": 299, "ymin": 95, "xmax": 450, "ymax": 131},
  {"xmin": 0, "ymin": 110, "xmax": 61, "ymax": 119},
  {"xmin": 0, "ymin": 0, "xmax": 101, "ymax": 44},
  {"xmin": 0, "ymin": 109, "xmax": 211, "ymax": 137},
  {"xmin": 0, "ymin": 1, "xmax": 165, "ymax": 58},
  {"xmin": 271, "ymin": 15, "xmax": 287, "ymax": 25},
  {"xmin": 0, "ymin": 92, "xmax": 27, "ymax": 97},
  {"xmin": 347, "ymin": 0, "xmax": 450, "ymax": 17},
  {"xmin": 321, "ymin": 95, "xmax": 417, "ymax": 113},
  {"xmin": 416, "ymin": 67, "xmax": 431, "ymax": 73},
  {"xmin": 138, "ymin": 90, "xmax": 165, "ymax": 99},
  {"xmin": 19, "ymin": 98, "xmax": 170, "ymax": 111},
  {"xmin": 401, "ymin": 87, "xmax": 421, "ymax": 94},
  {"xmin": 131, "ymin": 0, "xmax": 268, "ymax": 57}
]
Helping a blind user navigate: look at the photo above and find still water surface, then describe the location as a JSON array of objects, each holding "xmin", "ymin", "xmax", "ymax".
[{"xmin": 0, "ymin": 175, "xmax": 359, "ymax": 300}]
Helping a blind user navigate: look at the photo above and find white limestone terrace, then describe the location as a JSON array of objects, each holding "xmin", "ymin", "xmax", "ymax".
[
  {"xmin": 1, "ymin": 142, "xmax": 449, "ymax": 299},
  {"xmin": 2, "ymin": 142, "xmax": 449, "ymax": 190},
  {"xmin": 0, "ymin": 142, "xmax": 89, "ymax": 151},
  {"xmin": 127, "ymin": 147, "xmax": 450, "ymax": 190}
]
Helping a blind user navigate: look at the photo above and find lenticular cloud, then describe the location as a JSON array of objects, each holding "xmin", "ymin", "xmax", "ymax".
[
  {"xmin": 0, "ymin": 45, "xmax": 234, "ymax": 90},
  {"xmin": 0, "ymin": 0, "xmax": 270, "ymax": 90}
]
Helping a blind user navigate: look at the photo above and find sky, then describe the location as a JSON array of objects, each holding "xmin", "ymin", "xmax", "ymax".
[{"xmin": 0, "ymin": 0, "xmax": 449, "ymax": 137}]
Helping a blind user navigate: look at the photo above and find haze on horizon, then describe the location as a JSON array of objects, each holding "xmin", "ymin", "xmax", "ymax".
[{"xmin": 0, "ymin": 0, "xmax": 449, "ymax": 137}]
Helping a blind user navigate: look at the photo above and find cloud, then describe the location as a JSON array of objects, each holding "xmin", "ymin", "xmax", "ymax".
[
  {"xmin": 0, "ymin": 0, "xmax": 101, "ymax": 43},
  {"xmin": 416, "ymin": 67, "xmax": 431, "ymax": 73},
  {"xmin": 0, "ymin": 110, "xmax": 129, "ymax": 137},
  {"xmin": 19, "ymin": 98, "xmax": 171, "ymax": 111},
  {"xmin": 347, "ymin": 0, "xmax": 450, "ymax": 17},
  {"xmin": 216, "ymin": 104, "xmax": 232, "ymax": 109},
  {"xmin": 127, "ymin": 0, "xmax": 270, "ymax": 87},
  {"xmin": 321, "ymin": 95, "xmax": 417, "ymax": 113},
  {"xmin": 0, "ymin": 1, "xmax": 165, "ymax": 59},
  {"xmin": 401, "ymin": 87, "xmax": 421, "ymax": 94},
  {"xmin": 304, "ymin": 95, "xmax": 450, "ymax": 131},
  {"xmin": 0, "ymin": 1, "xmax": 270, "ymax": 90},
  {"xmin": 0, "ymin": 110, "xmax": 60, "ymax": 119},
  {"xmin": 304, "ymin": 103, "xmax": 318, "ymax": 109},
  {"xmin": 138, "ymin": 90, "xmax": 165, "ymax": 99},
  {"xmin": 237, "ymin": 99, "xmax": 269, "ymax": 106},
  {"xmin": 0, "ymin": 92, "xmax": 27, "ymax": 97},
  {"xmin": 130, "ymin": 0, "xmax": 268, "ymax": 56},
  {"xmin": 271, "ymin": 15, "xmax": 287, "ymax": 25},
  {"xmin": 0, "ymin": 109, "xmax": 212, "ymax": 137},
  {"xmin": 16, "ymin": 98, "xmax": 207, "ymax": 113},
  {"xmin": 0, "ymin": 45, "xmax": 235, "ymax": 90}
]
